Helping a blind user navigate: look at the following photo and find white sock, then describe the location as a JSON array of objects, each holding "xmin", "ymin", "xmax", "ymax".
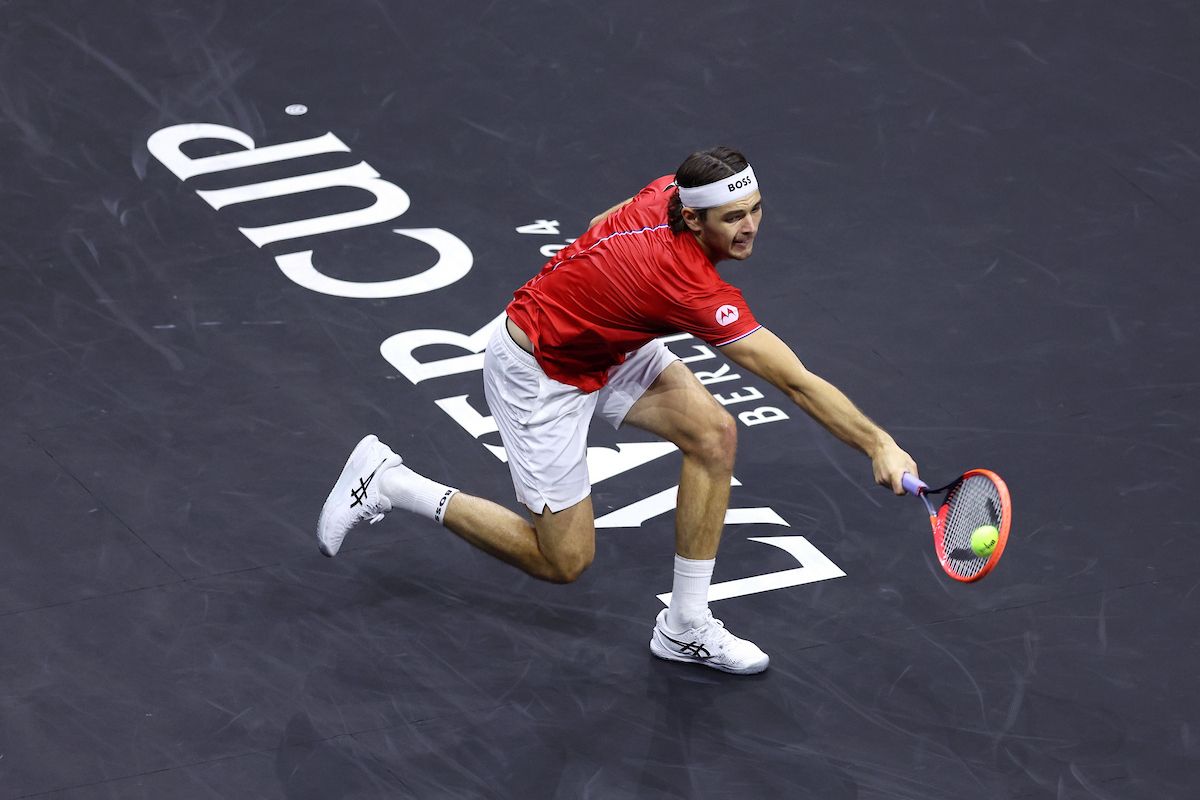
[
  {"xmin": 667, "ymin": 554, "xmax": 715, "ymax": 631},
  {"xmin": 379, "ymin": 464, "xmax": 459, "ymax": 526}
]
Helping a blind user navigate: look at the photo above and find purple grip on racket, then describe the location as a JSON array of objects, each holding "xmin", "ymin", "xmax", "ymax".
[{"xmin": 902, "ymin": 472, "xmax": 927, "ymax": 495}]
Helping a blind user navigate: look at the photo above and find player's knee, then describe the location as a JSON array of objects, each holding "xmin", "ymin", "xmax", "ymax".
[
  {"xmin": 547, "ymin": 548, "xmax": 594, "ymax": 584},
  {"xmin": 532, "ymin": 504, "xmax": 596, "ymax": 583},
  {"xmin": 693, "ymin": 410, "xmax": 738, "ymax": 470}
]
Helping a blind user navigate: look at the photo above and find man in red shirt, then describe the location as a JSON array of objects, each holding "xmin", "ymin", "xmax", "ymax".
[{"xmin": 319, "ymin": 146, "xmax": 919, "ymax": 674}]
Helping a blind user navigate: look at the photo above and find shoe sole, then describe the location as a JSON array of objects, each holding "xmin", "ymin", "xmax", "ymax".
[{"xmin": 649, "ymin": 634, "xmax": 769, "ymax": 675}]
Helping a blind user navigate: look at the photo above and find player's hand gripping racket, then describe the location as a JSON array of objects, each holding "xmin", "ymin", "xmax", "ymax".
[{"xmin": 902, "ymin": 470, "xmax": 1012, "ymax": 582}]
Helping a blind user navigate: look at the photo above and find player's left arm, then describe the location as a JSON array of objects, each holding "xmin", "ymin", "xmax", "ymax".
[
  {"xmin": 720, "ymin": 327, "xmax": 917, "ymax": 494},
  {"xmin": 588, "ymin": 197, "xmax": 633, "ymax": 228}
]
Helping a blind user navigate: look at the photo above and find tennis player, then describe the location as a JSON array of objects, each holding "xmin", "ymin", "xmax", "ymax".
[{"xmin": 318, "ymin": 146, "xmax": 918, "ymax": 674}]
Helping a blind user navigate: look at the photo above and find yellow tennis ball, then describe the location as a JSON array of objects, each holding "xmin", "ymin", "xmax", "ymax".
[{"xmin": 970, "ymin": 525, "xmax": 999, "ymax": 557}]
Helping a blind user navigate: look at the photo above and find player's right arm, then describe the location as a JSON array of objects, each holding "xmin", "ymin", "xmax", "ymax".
[{"xmin": 720, "ymin": 327, "xmax": 917, "ymax": 493}]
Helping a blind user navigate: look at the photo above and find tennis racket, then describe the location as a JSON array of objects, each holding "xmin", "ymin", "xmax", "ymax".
[{"xmin": 902, "ymin": 469, "xmax": 1012, "ymax": 582}]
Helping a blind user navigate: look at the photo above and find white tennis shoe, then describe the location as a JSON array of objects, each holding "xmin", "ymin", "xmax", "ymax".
[
  {"xmin": 650, "ymin": 609, "xmax": 769, "ymax": 675},
  {"xmin": 317, "ymin": 434, "xmax": 402, "ymax": 557}
]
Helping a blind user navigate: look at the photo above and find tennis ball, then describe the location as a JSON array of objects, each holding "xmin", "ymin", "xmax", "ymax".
[{"xmin": 970, "ymin": 525, "xmax": 999, "ymax": 558}]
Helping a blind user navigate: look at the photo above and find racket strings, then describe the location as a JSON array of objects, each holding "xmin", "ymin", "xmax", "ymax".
[{"xmin": 941, "ymin": 476, "xmax": 1003, "ymax": 579}]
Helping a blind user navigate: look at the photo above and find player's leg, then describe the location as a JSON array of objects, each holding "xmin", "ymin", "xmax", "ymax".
[
  {"xmin": 620, "ymin": 359, "xmax": 735, "ymax": 625},
  {"xmin": 621, "ymin": 360, "xmax": 736, "ymax": 561},
  {"xmin": 318, "ymin": 432, "xmax": 597, "ymax": 583},
  {"xmin": 599, "ymin": 345, "xmax": 767, "ymax": 674},
  {"xmin": 317, "ymin": 319, "xmax": 597, "ymax": 583},
  {"xmin": 438, "ymin": 492, "xmax": 595, "ymax": 584}
]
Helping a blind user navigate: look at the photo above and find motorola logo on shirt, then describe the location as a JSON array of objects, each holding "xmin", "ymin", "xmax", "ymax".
[{"xmin": 715, "ymin": 305, "xmax": 740, "ymax": 326}]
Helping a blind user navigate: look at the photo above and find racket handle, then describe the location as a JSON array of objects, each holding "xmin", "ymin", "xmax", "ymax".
[{"xmin": 902, "ymin": 472, "xmax": 928, "ymax": 495}]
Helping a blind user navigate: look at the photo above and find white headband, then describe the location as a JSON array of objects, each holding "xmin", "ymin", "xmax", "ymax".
[{"xmin": 676, "ymin": 165, "xmax": 758, "ymax": 209}]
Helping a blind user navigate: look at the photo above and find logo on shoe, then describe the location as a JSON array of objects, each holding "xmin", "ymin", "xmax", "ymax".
[
  {"xmin": 664, "ymin": 634, "xmax": 712, "ymax": 659},
  {"xmin": 715, "ymin": 305, "xmax": 739, "ymax": 326},
  {"xmin": 350, "ymin": 460, "xmax": 387, "ymax": 508}
]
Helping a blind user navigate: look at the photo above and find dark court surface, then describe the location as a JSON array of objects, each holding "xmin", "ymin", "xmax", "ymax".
[{"xmin": 2, "ymin": 1, "xmax": 1198, "ymax": 797}]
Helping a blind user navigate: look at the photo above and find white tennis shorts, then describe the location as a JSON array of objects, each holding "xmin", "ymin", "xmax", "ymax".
[{"xmin": 482, "ymin": 319, "xmax": 677, "ymax": 514}]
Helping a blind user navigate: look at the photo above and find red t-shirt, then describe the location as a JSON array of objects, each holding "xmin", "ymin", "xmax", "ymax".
[{"xmin": 506, "ymin": 175, "xmax": 762, "ymax": 392}]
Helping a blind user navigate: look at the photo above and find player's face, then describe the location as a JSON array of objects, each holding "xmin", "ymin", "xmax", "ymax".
[{"xmin": 687, "ymin": 191, "xmax": 763, "ymax": 262}]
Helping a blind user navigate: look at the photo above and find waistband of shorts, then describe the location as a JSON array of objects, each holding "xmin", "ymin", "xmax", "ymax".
[{"xmin": 498, "ymin": 316, "xmax": 540, "ymax": 369}]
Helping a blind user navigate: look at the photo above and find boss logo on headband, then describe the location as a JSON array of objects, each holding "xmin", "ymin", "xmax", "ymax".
[{"xmin": 678, "ymin": 165, "xmax": 758, "ymax": 208}]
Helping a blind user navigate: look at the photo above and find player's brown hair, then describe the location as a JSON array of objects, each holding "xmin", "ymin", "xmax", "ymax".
[{"xmin": 667, "ymin": 146, "xmax": 750, "ymax": 233}]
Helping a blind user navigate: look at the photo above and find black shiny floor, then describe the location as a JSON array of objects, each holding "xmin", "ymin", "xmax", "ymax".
[{"xmin": 2, "ymin": 1, "xmax": 1198, "ymax": 797}]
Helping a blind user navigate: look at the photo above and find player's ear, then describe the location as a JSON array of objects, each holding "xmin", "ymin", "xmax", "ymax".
[{"xmin": 681, "ymin": 206, "xmax": 704, "ymax": 234}]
